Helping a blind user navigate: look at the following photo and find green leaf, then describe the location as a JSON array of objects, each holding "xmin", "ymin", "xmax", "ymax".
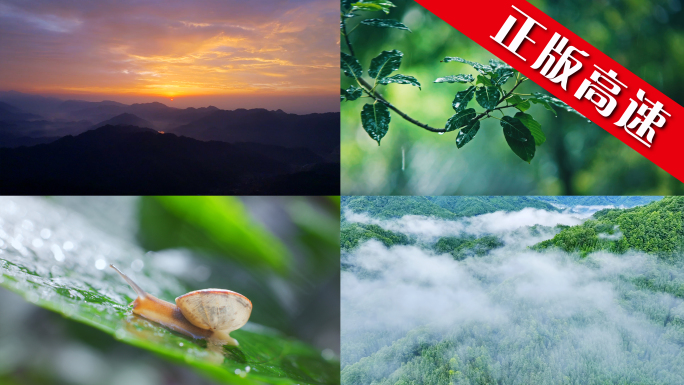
[
  {"xmin": 514, "ymin": 112, "xmax": 545, "ymax": 145},
  {"xmin": 528, "ymin": 94, "xmax": 556, "ymax": 116},
  {"xmin": 0, "ymin": 197, "xmax": 340, "ymax": 385},
  {"xmin": 368, "ymin": 50, "xmax": 403, "ymax": 82},
  {"xmin": 488, "ymin": 59, "xmax": 512, "ymax": 70},
  {"xmin": 492, "ymin": 67, "xmax": 515, "ymax": 86},
  {"xmin": 351, "ymin": 0, "xmax": 395, "ymax": 14},
  {"xmin": 434, "ymin": 74, "xmax": 474, "ymax": 84},
  {"xmin": 341, "ymin": 52, "xmax": 363, "ymax": 79},
  {"xmin": 531, "ymin": 92, "xmax": 585, "ymax": 118},
  {"xmin": 360, "ymin": 18, "xmax": 411, "ymax": 32},
  {"xmin": 475, "ymin": 86, "xmax": 500, "ymax": 110},
  {"xmin": 361, "ymin": 102, "xmax": 391, "ymax": 145},
  {"xmin": 341, "ymin": 85, "xmax": 363, "ymax": 101},
  {"xmin": 442, "ymin": 57, "xmax": 492, "ymax": 75},
  {"xmin": 501, "ymin": 116, "xmax": 536, "ymax": 162},
  {"xmin": 455, "ymin": 120, "xmax": 480, "ymax": 148},
  {"xmin": 445, "ymin": 108, "xmax": 476, "ymax": 132},
  {"xmin": 378, "ymin": 74, "xmax": 421, "ymax": 89},
  {"xmin": 507, "ymin": 95, "xmax": 530, "ymax": 112},
  {"xmin": 341, "ymin": 0, "xmax": 353, "ymax": 11},
  {"xmin": 452, "ymin": 86, "xmax": 476, "ymax": 112},
  {"xmin": 141, "ymin": 197, "xmax": 292, "ymax": 274},
  {"xmin": 476, "ymin": 75, "xmax": 492, "ymax": 86}
]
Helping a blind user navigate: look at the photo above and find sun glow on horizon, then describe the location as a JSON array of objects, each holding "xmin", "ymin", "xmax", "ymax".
[{"xmin": 0, "ymin": 0, "xmax": 339, "ymax": 106}]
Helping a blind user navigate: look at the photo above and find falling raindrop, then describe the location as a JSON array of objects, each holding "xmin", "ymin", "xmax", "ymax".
[
  {"xmin": 401, "ymin": 147, "xmax": 405, "ymax": 171},
  {"xmin": 438, "ymin": 132, "xmax": 444, "ymax": 135}
]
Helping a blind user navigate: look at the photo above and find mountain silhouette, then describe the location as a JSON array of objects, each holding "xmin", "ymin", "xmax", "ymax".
[
  {"xmin": 171, "ymin": 109, "xmax": 339, "ymax": 157},
  {"xmin": 0, "ymin": 101, "xmax": 42, "ymax": 121},
  {"xmin": 94, "ymin": 113, "xmax": 154, "ymax": 129},
  {"xmin": 0, "ymin": 125, "xmax": 339, "ymax": 194}
]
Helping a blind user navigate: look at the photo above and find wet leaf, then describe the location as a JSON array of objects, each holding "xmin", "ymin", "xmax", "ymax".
[
  {"xmin": 341, "ymin": 52, "xmax": 363, "ymax": 79},
  {"xmin": 531, "ymin": 92, "xmax": 585, "ymax": 118},
  {"xmin": 434, "ymin": 74, "xmax": 474, "ymax": 84},
  {"xmin": 351, "ymin": 0, "xmax": 395, "ymax": 13},
  {"xmin": 368, "ymin": 50, "xmax": 403, "ymax": 82},
  {"xmin": 341, "ymin": 85, "xmax": 363, "ymax": 101},
  {"xmin": 360, "ymin": 18, "xmax": 410, "ymax": 31},
  {"xmin": 456, "ymin": 120, "xmax": 480, "ymax": 148},
  {"xmin": 378, "ymin": 74, "xmax": 421, "ymax": 89},
  {"xmin": 452, "ymin": 86, "xmax": 476, "ymax": 112},
  {"xmin": 492, "ymin": 67, "xmax": 515, "ymax": 86},
  {"xmin": 361, "ymin": 102, "xmax": 390, "ymax": 145},
  {"xmin": 442, "ymin": 57, "xmax": 493, "ymax": 75},
  {"xmin": 501, "ymin": 116, "xmax": 535, "ymax": 163},
  {"xmin": 514, "ymin": 112, "xmax": 545, "ymax": 146},
  {"xmin": 475, "ymin": 86, "xmax": 500, "ymax": 110},
  {"xmin": 0, "ymin": 197, "xmax": 339, "ymax": 385},
  {"xmin": 475, "ymin": 75, "xmax": 492, "ymax": 86},
  {"xmin": 528, "ymin": 94, "xmax": 557, "ymax": 116},
  {"xmin": 445, "ymin": 108, "xmax": 476, "ymax": 132},
  {"xmin": 507, "ymin": 95, "xmax": 530, "ymax": 112}
]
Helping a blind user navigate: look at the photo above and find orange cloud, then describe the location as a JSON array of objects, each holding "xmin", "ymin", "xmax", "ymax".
[{"xmin": 0, "ymin": 0, "xmax": 339, "ymax": 100}]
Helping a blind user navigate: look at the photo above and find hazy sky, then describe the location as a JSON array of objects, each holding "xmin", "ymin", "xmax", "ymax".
[{"xmin": 0, "ymin": 0, "xmax": 339, "ymax": 112}]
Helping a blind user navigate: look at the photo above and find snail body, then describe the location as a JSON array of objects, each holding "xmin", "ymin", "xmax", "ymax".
[{"xmin": 110, "ymin": 265, "xmax": 252, "ymax": 346}]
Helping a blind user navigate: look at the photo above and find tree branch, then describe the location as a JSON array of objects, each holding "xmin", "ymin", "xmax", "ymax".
[
  {"xmin": 341, "ymin": 15, "xmax": 527, "ymax": 134},
  {"xmin": 341, "ymin": 15, "xmax": 447, "ymax": 132},
  {"xmin": 341, "ymin": 17, "xmax": 355, "ymax": 58}
]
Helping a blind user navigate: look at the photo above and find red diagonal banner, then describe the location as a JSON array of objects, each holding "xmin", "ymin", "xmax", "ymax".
[{"xmin": 416, "ymin": 0, "xmax": 684, "ymax": 183}]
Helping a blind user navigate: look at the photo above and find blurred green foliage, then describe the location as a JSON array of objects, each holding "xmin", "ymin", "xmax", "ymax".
[
  {"xmin": 139, "ymin": 196, "xmax": 292, "ymax": 274},
  {"xmin": 341, "ymin": 0, "xmax": 684, "ymax": 195}
]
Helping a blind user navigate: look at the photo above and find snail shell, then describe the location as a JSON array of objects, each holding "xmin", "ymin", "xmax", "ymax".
[
  {"xmin": 110, "ymin": 265, "xmax": 252, "ymax": 346},
  {"xmin": 176, "ymin": 289, "xmax": 252, "ymax": 334}
]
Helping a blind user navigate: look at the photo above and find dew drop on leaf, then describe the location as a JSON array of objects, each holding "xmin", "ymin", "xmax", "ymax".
[{"xmin": 438, "ymin": 132, "xmax": 444, "ymax": 135}]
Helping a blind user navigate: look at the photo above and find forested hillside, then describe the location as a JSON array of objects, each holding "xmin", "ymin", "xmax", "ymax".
[
  {"xmin": 534, "ymin": 196, "xmax": 683, "ymax": 258},
  {"xmin": 341, "ymin": 223, "xmax": 414, "ymax": 252},
  {"xmin": 432, "ymin": 236, "xmax": 504, "ymax": 261},
  {"xmin": 426, "ymin": 196, "xmax": 558, "ymax": 216},
  {"xmin": 342, "ymin": 197, "xmax": 684, "ymax": 385},
  {"xmin": 341, "ymin": 196, "xmax": 557, "ymax": 220},
  {"xmin": 535, "ymin": 196, "xmax": 662, "ymax": 207}
]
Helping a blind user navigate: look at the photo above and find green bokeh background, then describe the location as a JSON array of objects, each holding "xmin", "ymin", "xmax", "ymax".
[{"xmin": 341, "ymin": 0, "xmax": 684, "ymax": 195}]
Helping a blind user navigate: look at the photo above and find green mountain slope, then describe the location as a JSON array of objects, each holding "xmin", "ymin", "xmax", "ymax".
[
  {"xmin": 433, "ymin": 235, "xmax": 504, "ymax": 261},
  {"xmin": 341, "ymin": 223, "xmax": 413, "ymax": 252},
  {"xmin": 426, "ymin": 196, "xmax": 558, "ymax": 216},
  {"xmin": 341, "ymin": 196, "xmax": 458, "ymax": 220},
  {"xmin": 535, "ymin": 196, "xmax": 662, "ymax": 208},
  {"xmin": 533, "ymin": 196, "xmax": 684, "ymax": 258},
  {"xmin": 341, "ymin": 196, "xmax": 558, "ymax": 220}
]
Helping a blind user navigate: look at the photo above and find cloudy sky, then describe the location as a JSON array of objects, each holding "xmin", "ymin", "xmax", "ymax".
[{"xmin": 0, "ymin": 0, "xmax": 339, "ymax": 112}]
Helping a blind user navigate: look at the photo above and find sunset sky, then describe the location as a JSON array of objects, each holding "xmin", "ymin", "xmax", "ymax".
[{"xmin": 0, "ymin": 0, "xmax": 339, "ymax": 113}]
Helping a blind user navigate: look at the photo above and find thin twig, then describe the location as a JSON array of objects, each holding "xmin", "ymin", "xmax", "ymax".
[{"xmin": 341, "ymin": 15, "xmax": 525, "ymax": 134}]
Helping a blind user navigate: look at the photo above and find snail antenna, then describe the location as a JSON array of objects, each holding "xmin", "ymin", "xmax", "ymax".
[{"xmin": 110, "ymin": 264, "xmax": 147, "ymax": 298}]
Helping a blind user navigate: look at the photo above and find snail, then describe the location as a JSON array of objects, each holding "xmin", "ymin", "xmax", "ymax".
[{"xmin": 110, "ymin": 264, "xmax": 252, "ymax": 346}]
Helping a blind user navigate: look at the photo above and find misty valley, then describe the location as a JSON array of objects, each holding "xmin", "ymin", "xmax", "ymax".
[
  {"xmin": 341, "ymin": 196, "xmax": 684, "ymax": 384},
  {"xmin": 0, "ymin": 91, "xmax": 339, "ymax": 194}
]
